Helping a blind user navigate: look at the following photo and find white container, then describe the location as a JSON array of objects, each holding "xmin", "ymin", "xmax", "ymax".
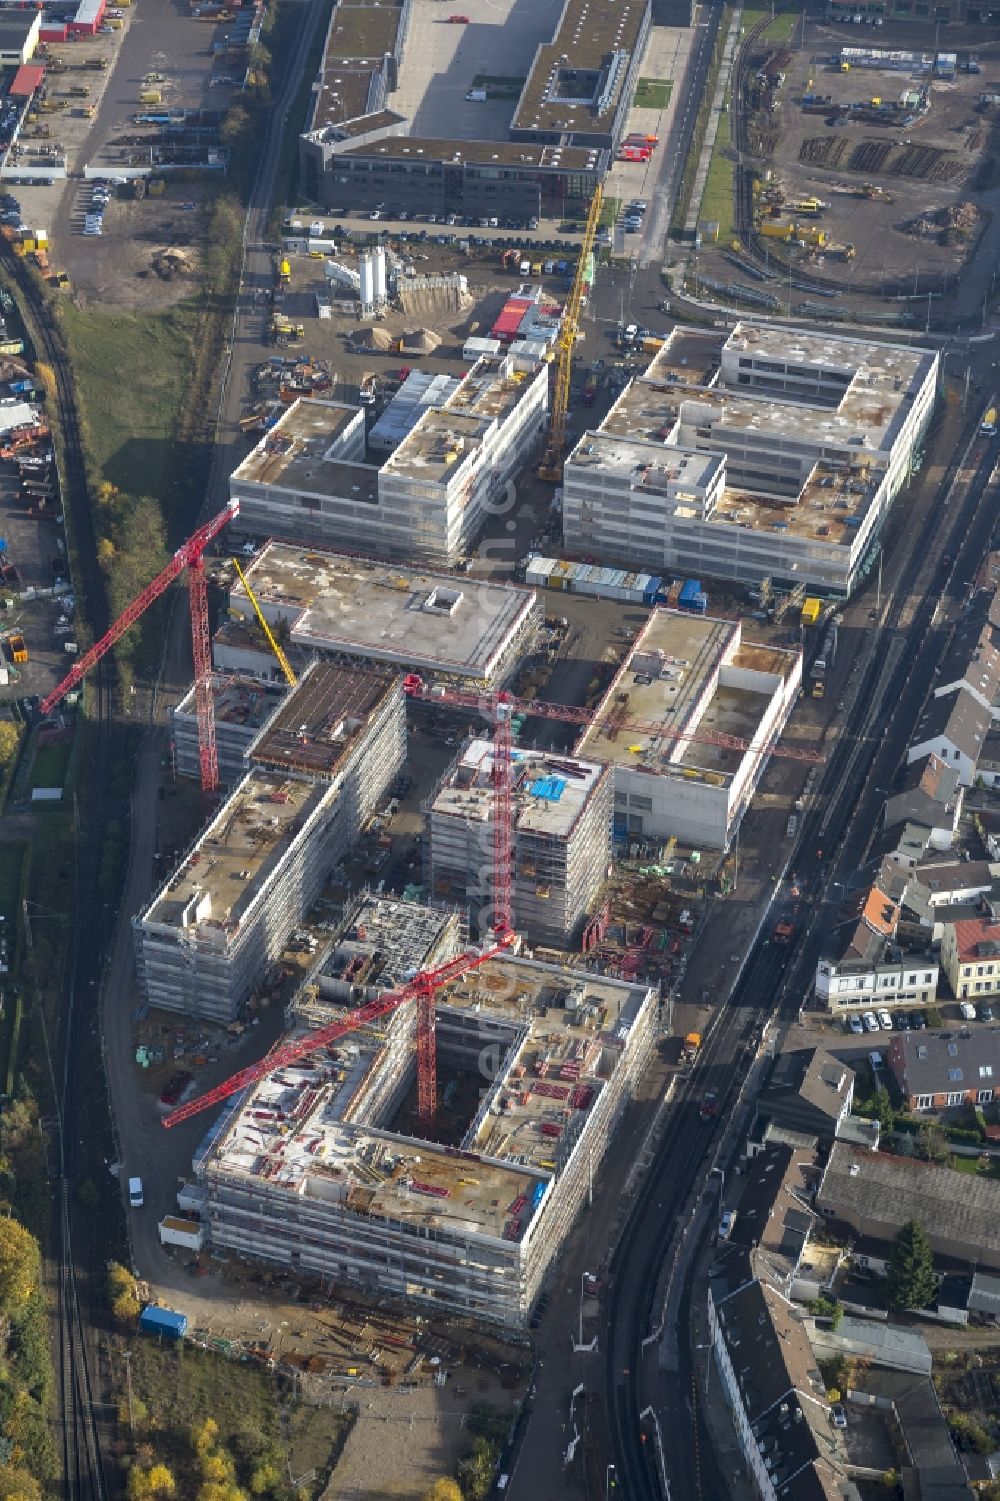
[{"xmin": 158, "ymin": 1216, "xmax": 204, "ymax": 1251}]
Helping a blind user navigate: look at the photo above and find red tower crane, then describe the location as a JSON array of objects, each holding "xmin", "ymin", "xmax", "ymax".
[
  {"xmin": 164, "ymin": 667, "xmax": 817, "ymax": 1132},
  {"xmin": 39, "ymin": 500, "xmax": 240, "ymax": 794}
]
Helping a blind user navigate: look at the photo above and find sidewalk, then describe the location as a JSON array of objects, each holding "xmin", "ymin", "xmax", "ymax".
[{"xmin": 683, "ymin": 7, "xmax": 742, "ymax": 239}]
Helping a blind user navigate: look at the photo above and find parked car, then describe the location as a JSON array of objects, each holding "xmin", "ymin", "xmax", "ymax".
[
  {"xmin": 700, "ymin": 1089, "xmax": 719, "ymax": 1119},
  {"xmin": 960, "ymin": 1001, "xmax": 977, "ymax": 1021},
  {"xmin": 719, "ymin": 1209, "xmax": 736, "ymax": 1240},
  {"xmin": 896, "ymin": 1011, "xmax": 911, "ymax": 1030},
  {"xmin": 831, "ymin": 1405, "xmax": 848, "ymax": 1430},
  {"xmin": 911, "ymin": 1011, "xmax": 927, "ymax": 1030},
  {"xmin": 869, "ymin": 1051, "xmax": 883, "ymax": 1070},
  {"xmin": 982, "ymin": 1005, "xmax": 995, "ymax": 1022},
  {"xmin": 877, "ymin": 1009, "xmax": 893, "ymax": 1030},
  {"xmin": 862, "ymin": 1012, "xmax": 880, "ymax": 1032},
  {"xmin": 847, "ymin": 1015, "xmax": 864, "ymax": 1034}
]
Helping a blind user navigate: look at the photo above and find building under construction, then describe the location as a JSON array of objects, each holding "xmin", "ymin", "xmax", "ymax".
[
  {"xmin": 214, "ymin": 542, "xmax": 539, "ymax": 690},
  {"xmin": 196, "ymin": 930, "xmax": 657, "ymax": 1327},
  {"xmin": 171, "ymin": 674, "xmax": 289, "ymax": 785},
  {"xmin": 134, "ymin": 664, "xmax": 405, "ymax": 1022},
  {"xmin": 425, "ymin": 741, "xmax": 613, "ymax": 947}
]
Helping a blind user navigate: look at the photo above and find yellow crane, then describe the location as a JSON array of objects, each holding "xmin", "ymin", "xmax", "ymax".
[
  {"xmin": 538, "ymin": 185, "xmax": 603, "ymax": 483},
  {"xmin": 230, "ymin": 557, "xmax": 297, "ymax": 685}
]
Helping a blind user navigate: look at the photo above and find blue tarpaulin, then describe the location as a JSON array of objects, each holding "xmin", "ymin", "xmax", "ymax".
[{"xmin": 528, "ymin": 776, "xmax": 566, "ymax": 801}]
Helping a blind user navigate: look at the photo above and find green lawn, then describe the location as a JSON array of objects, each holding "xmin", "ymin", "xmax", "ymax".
[
  {"xmin": 698, "ymin": 105, "xmax": 736, "ymax": 238},
  {"xmin": 949, "ymin": 1152, "xmax": 982, "ymax": 1175},
  {"xmin": 741, "ymin": 6, "xmax": 802, "ymax": 41},
  {"xmin": 634, "ymin": 78, "xmax": 673, "ymax": 109},
  {"xmin": 59, "ymin": 303, "xmax": 199, "ymax": 497},
  {"xmin": 112, "ymin": 1337, "xmax": 352, "ymax": 1500},
  {"xmin": 29, "ymin": 740, "xmax": 71, "ymax": 791}
]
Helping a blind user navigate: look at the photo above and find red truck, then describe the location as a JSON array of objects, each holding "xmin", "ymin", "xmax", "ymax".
[{"xmin": 582, "ymin": 373, "xmax": 598, "ymax": 407}]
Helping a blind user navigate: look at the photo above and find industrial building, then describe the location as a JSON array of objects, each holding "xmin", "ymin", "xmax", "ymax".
[
  {"xmin": 215, "ymin": 542, "xmax": 539, "ymax": 689},
  {"xmin": 296, "ymin": 0, "xmax": 640, "ymax": 215},
  {"xmin": 196, "ymin": 937, "xmax": 657, "ymax": 1327},
  {"xmin": 563, "ymin": 322, "xmax": 939, "ymax": 597},
  {"xmin": 574, "ymin": 607, "xmax": 801, "ymax": 848},
  {"xmin": 170, "ymin": 675, "xmax": 289, "ymax": 785},
  {"xmin": 425, "ymin": 741, "xmax": 613, "ymax": 946},
  {"xmin": 368, "ymin": 371, "xmax": 461, "ymax": 456},
  {"xmin": 230, "ymin": 354, "xmax": 549, "ymax": 565},
  {"xmin": 134, "ymin": 665, "xmax": 405, "ymax": 1023}
]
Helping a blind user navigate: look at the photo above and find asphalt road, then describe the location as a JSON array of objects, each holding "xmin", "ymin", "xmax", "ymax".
[
  {"xmin": 602, "ymin": 411, "xmax": 1000, "ymax": 1500},
  {"xmin": 98, "ymin": 0, "xmax": 325, "ymax": 1291}
]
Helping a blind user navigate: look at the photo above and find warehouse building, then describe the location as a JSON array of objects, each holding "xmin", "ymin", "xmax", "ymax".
[
  {"xmin": 170, "ymin": 675, "xmax": 289, "ymax": 785},
  {"xmin": 230, "ymin": 355, "xmax": 549, "ymax": 565},
  {"xmin": 134, "ymin": 666, "xmax": 405, "ymax": 1023},
  {"xmin": 197, "ymin": 944, "xmax": 657, "ymax": 1326},
  {"xmin": 562, "ymin": 323, "xmax": 938, "ymax": 597},
  {"xmin": 575, "ymin": 607, "xmax": 801, "ymax": 848},
  {"xmin": 425, "ymin": 741, "xmax": 613, "ymax": 946},
  {"xmin": 215, "ymin": 542, "xmax": 539, "ymax": 689}
]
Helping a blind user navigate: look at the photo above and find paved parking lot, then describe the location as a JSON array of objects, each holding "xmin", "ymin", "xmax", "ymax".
[{"xmin": 393, "ymin": 0, "xmax": 562, "ymax": 139}]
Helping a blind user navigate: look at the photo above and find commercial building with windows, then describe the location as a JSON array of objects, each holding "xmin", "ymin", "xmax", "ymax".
[
  {"xmin": 425, "ymin": 740, "xmax": 613, "ymax": 946},
  {"xmin": 197, "ymin": 944, "xmax": 657, "ymax": 1327},
  {"xmin": 562, "ymin": 323, "xmax": 939, "ymax": 597},
  {"xmin": 574, "ymin": 606, "xmax": 801, "ymax": 849},
  {"xmin": 298, "ymin": 0, "xmax": 639, "ymax": 215},
  {"xmin": 216, "ymin": 542, "xmax": 539, "ymax": 690},
  {"xmin": 230, "ymin": 356, "xmax": 548, "ymax": 565},
  {"xmin": 814, "ymin": 873, "xmax": 939, "ymax": 1015},
  {"xmin": 134, "ymin": 666, "xmax": 405, "ymax": 1023}
]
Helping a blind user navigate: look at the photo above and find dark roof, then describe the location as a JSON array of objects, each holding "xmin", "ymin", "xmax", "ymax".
[
  {"xmin": 248, "ymin": 661, "xmax": 395, "ymax": 779},
  {"xmin": 968, "ymin": 1269, "xmax": 1000, "ymax": 1315},
  {"xmin": 731, "ymin": 1144, "xmax": 817, "ymax": 1281},
  {"xmin": 0, "ymin": 13, "xmax": 37, "ymax": 48},
  {"xmin": 760, "ymin": 1048, "xmax": 854, "ymax": 1126},
  {"xmin": 912, "ymin": 859, "xmax": 996, "ymax": 899},
  {"xmin": 933, "ymin": 619, "xmax": 1000, "ymax": 703},
  {"xmin": 887, "ymin": 754, "xmax": 960, "ymax": 816},
  {"xmin": 893, "ymin": 1027, "xmax": 1000, "ymax": 1098},
  {"xmin": 900, "ymin": 1465, "xmax": 976, "ymax": 1501},
  {"xmin": 911, "ymin": 687, "xmax": 991, "ymax": 763},
  {"xmin": 818, "ymin": 1143, "xmax": 1000, "ymax": 1261}
]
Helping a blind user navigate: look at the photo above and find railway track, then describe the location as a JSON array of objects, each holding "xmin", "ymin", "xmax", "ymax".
[
  {"xmin": 0, "ymin": 247, "xmax": 111, "ymax": 1501},
  {"xmin": 603, "ymin": 401, "xmax": 1000, "ymax": 1499}
]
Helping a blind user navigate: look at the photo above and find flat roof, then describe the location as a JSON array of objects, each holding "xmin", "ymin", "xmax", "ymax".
[
  {"xmin": 340, "ymin": 135, "xmax": 602, "ymax": 170},
  {"xmin": 429, "ymin": 738, "xmax": 608, "ymax": 840},
  {"xmin": 172, "ymin": 674, "xmax": 288, "ymax": 732},
  {"xmin": 324, "ymin": 3, "xmax": 402, "ymax": 59},
  {"xmin": 566, "ymin": 432, "xmax": 724, "ymax": 497},
  {"xmin": 383, "ymin": 355, "xmax": 544, "ymax": 484},
  {"xmin": 511, "ymin": 0, "xmax": 648, "ymax": 136},
  {"xmin": 203, "ymin": 949, "xmax": 653, "ymax": 1238},
  {"xmin": 248, "ymin": 663, "xmax": 395, "ymax": 780},
  {"xmin": 309, "ymin": 68, "xmax": 380, "ymax": 133},
  {"xmin": 231, "ymin": 398, "xmax": 369, "ymax": 495},
  {"xmin": 143, "ymin": 771, "xmax": 334, "ymax": 938},
  {"xmin": 233, "ymin": 542, "xmax": 537, "ymax": 682},
  {"xmin": 310, "ymin": 894, "xmax": 461, "ymax": 997}
]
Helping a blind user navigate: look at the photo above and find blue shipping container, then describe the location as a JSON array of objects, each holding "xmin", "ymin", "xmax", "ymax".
[
  {"xmin": 139, "ymin": 1304, "xmax": 188, "ymax": 1340},
  {"xmin": 679, "ymin": 579, "xmax": 702, "ymax": 603}
]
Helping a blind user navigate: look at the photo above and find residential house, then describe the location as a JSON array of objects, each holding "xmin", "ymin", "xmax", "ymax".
[
  {"xmin": 888, "ymin": 1027, "xmax": 1000, "ymax": 1111},
  {"xmin": 814, "ymin": 878, "xmax": 939, "ymax": 1014},
  {"xmin": 727, "ymin": 1144, "xmax": 819, "ymax": 1291},
  {"xmin": 931, "ymin": 617, "xmax": 1000, "ymax": 716},
  {"xmin": 884, "ymin": 754, "xmax": 963, "ymax": 852},
  {"xmin": 907, "ymin": 687, "xmax": 991, "ymax": 787},
  {"xmin": 754, "ymin": 1050, "xmax": 855, "ymax": 1142},
  {"xmin": 707, "ymin": 1273, "xmax": 857, "ymax": 1501},
  {"xmin": 975, "ymin": 730, "xmax": 1000, "ymax": 790},
  {"xmin": 940, "ymin": 914, "xmax": 1000, "ymax": 1000},
  {"xmin": 816, "ymin": 1143, "xmax": 1000, "ymax": 1273},
  {"xmin": 853, "ymin": 1370, "xmax": 975, "ymax": 1501}
]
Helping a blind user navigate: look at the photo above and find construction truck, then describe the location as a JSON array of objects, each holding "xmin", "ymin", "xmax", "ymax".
[
  {"xmin": 981, "ymin": 406, "xmax": 997, "ymax": 437},
  {"xmin": 801, "ymin": 596, "xmax": 822, "ymax": 627},
  {"xmin": 760, "ymin": 220, "xmax": 795, "ymax": 240},
  {"xmin": 680, "ymin": 1032, "xmax": 702, "ymax": 1066},
  {"xmin": 7, "ymin": 633, "xmax": 27, "ymax": 664},
  {"xmin": 810, "ymin": 617, "xmax": 839, "ymax": 698},
  {"xmin": 772, "ymin": 920, "xmax": 795, "ymax": 944}
]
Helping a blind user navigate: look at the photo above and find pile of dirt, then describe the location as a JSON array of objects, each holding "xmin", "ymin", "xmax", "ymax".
[
  {"xmin": 151, "ymin": 246, "xmax": 194, "ymax": 280},
  {"xmin": 351, "ymin": 326, "xmax": 394, "ymax": 352},
  {"xmin": 399, "ymin": 327, "xmax": 442, "ymax": 354},
  {"xmin": 398, "ymin": 284, "xmax": 474, "ymax": 318}
]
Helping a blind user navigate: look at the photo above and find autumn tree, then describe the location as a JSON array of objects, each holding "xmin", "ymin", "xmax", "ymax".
[
  {"xmin": 422, "ymin": 1481, "xmax": 463, "ymax": 1501},
  {"xmin": 0, "ymin": 1465, "xmax": 42, "ymax": 1501},
  {"xmin": 0, "ymin": 1221, "xmax": 39, "ymax": 1317}
]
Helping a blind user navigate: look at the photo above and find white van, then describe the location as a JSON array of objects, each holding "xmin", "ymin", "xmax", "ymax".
[{"xmin": 128, "ymin": 1176, "xmax": 144, "ymax": 1208}]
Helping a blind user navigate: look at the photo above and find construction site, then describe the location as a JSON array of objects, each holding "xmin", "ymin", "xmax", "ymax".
[
  {"xmin": 133, "ymin": 664, "xmax": 406, "ymax": 1022},
  {"xmin": 215, "ymin": 540, "xmax": 540, "ymax": 689},
  {"xmin": 425, "ymin": 739, "xmax": 614, "ymax": 947},
  {"xmin": 723, "ymin": 33, "xmax": 999, "ymax": 299},
  {"xmin": 191, "ymin": 918, "xmax": 658, "ymax": 1328}
]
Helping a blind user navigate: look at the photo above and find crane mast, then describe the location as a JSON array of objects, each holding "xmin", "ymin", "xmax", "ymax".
[{"xmin": 538, "ymin": 185, "xmax": 603, "ymax": 483}]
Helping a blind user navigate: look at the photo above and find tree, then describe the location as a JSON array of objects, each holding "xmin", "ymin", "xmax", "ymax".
[
  {"xmin": 0, "ymin": 1221, "xmax": 39, "ymax": 1317},
  {"xmin": 0, "ymin": 1466, "xmax": 42, "ymax": 1501},
  {"xmin": 870, "ymin": 1086, "xmax": 894, "ymax": 1134},
  {"xmin": 112, "ymin": 1288, "xmax": 140, "ymax": 1326},
  {"xmin": 915, "ymin": 1122, "xmax": 949, "ymax": 1164},
  {"xmin": 423, "ymin": 1482, "xmax": 463, "ymax": 1501},
  {"xmin": 456, "ymin": 1438, "xmax": 496, "ymax": 1501},
  {"xmin": 885, "ymin": 1220, "xmax": 937, "ymax": 1311},
  {"xmin": 0, "ymin": 722, "xmax": 19, "ymax": 768}
]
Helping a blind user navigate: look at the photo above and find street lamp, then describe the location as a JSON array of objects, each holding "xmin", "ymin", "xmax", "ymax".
[
  {"xmin": 695, "ymin": 1341, "xmax": 713, "ymax": 1398},
  {"xmin": 606, "ymin": 1463, "xmax": 617, "ymax": 1499}
]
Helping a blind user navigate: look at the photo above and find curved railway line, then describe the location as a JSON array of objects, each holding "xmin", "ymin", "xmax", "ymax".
[{"xmin": 604, "ymin": 403, "xmax": 1000, "ymax": 1499}]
